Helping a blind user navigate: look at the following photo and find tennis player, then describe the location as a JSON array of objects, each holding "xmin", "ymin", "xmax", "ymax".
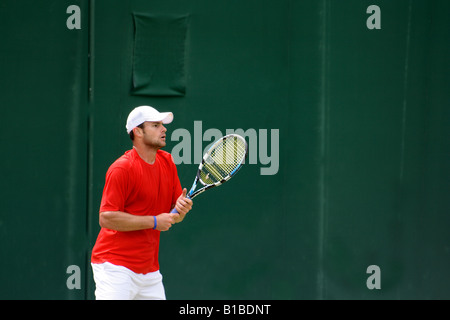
[{"xmin": 91, "ymin": 105, "xmax": 193, "ymax": 300}]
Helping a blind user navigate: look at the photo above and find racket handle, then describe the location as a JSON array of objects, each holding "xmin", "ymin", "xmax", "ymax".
[{"xmin": 170, "ymin": 194, "xmax": 192, "ymax": 214}]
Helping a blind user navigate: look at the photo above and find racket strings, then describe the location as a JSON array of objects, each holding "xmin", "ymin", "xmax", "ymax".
[{"xmin": 199, "ymin": 136, "xmax": 247, "ymax": 185}]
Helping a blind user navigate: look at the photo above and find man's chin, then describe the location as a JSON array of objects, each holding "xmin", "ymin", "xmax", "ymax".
[
  {"xmin": 158, "ymin": 142, "xmax": 166, "ymax": 149},
  {"xmin": 144, "ymin": 141, "xmax": 166, "ymax": 149}
]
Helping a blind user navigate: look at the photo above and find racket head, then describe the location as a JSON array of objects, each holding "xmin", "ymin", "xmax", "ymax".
[
  {"xmin": 197, "ymin": 134, "xmax": 248, "ymax": 187},
  {"xmin": 171, "ymin": 134, "xmax": 247, "ymax": 212}
]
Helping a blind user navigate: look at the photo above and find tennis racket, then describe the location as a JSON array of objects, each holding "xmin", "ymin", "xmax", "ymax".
[{"xmin": 171, "ymin": 134, "xmax": 248, "ymax": 213}]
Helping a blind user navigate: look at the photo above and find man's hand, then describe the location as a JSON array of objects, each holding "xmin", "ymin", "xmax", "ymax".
[
  {"xmin": 155, "ymin": 213, "xmax": 176, "ymax": 231},
  {"xmin": 172, "ymin": 188, "xmax": 193, "ymax": 223}
]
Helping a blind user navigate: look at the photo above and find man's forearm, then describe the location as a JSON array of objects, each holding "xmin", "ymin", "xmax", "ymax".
[{"xmin": 99, "ymin": 211, "xmax": 154, "ymax": 232}]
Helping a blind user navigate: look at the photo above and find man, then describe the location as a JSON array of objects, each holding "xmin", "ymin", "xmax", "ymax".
[{"xmin": 91, "ymin": 105, "xmax": 193, "ymax": 300}]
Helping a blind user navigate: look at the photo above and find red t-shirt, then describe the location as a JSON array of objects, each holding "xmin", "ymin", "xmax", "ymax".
[{"xmin": 91, "ymin": 148, "xmax": 182, "ymax": 274}]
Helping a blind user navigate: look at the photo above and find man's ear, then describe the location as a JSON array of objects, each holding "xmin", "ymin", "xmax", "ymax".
[{"xmin": 133, "ymin": 126, "xmax": 143, "ymax": 138}]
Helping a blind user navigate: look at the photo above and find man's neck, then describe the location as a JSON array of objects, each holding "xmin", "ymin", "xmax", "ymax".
[{"xmin": 133, "ymin": 144, "xmax": 158, "ymax": 164}]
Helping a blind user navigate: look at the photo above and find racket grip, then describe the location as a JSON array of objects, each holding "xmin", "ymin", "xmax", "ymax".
[{"xmin": 170, "ymin": 194, "xmax": 192, "ymax": 214}]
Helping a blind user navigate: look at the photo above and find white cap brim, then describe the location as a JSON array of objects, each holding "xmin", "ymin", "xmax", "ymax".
[{"xmin": 126, "ymin": 106, "xmax": 174, "ymax": 133}]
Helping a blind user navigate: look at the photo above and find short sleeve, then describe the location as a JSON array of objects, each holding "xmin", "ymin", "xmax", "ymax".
[{"xmin": 100, "ymin": 167, "xmax": 129, "ymax": 213}]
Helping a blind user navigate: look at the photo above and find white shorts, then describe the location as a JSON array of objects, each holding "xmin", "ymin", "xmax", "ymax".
[{"xmin": 91, "ymin": 262, "xmax": 166, "ymax": 300}]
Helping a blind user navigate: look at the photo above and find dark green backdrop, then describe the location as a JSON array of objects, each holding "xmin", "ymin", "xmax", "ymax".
[{"xmin": 0, "ymin": 0, "xmax": 449, "ymax": 299}]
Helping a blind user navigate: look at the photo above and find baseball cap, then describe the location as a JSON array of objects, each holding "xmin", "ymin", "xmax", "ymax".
[{"xmin": 126, "ymin": 106, "xmax": 174, "ymax": 134}]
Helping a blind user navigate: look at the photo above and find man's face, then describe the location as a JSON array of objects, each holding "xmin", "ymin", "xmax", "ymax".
[{"xmin": 140, "ymin": 121, "xmax": 167, "ymax": 149}]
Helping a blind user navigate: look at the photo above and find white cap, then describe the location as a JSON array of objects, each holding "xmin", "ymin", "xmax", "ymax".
[{"xmin": 126, "ymin": 106, "xmax": 173, "ymax": 134}]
